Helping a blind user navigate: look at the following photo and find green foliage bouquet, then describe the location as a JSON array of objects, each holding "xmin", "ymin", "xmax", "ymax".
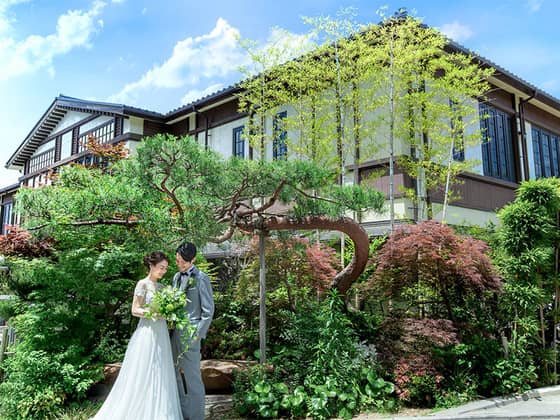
[
  {"xmin": 145, "ymin": 286, "xmax": 188, "ymax": 328},
  {"xmin": 144, "ymin": 286, "xmax": 197, "ymax": 352}
]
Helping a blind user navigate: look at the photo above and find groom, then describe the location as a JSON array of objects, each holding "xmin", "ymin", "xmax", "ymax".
[{"xmin": 172, "ymin": 241, "xmax": 214, "ymax": 420}]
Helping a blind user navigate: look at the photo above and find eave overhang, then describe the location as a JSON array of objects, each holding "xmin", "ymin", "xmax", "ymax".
[{"xmin": 6, "ymin": 95, "xmax": 165, "ymax": 170}]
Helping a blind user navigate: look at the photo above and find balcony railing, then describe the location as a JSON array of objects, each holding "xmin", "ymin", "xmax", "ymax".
[
  {"xmin": 28, "ymin": 147, "xmax": 55, "ymax": 174},
  {"xmin": 77, "ymin": 120, "xmax": 115, "ymax": 153}
]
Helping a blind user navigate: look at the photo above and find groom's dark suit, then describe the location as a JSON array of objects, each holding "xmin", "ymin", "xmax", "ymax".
[{"xmin": 171, "ymin": 265, "xmax": 214, "ymax": 420}]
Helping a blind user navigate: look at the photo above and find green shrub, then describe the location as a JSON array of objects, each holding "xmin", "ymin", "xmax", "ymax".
[
  {"xmin": 233, "ymin": 291, "xmax": 396, "ymax": 419},
  {"xmin": 0, "ymin": 346, "xmax": 102, "ymax": 419},
  {"xmin": 491, "ymin": 356, "xmax": 538, "ymax": 395}
]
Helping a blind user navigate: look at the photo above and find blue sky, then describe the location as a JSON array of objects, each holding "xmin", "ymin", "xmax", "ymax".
[{"xmin": 1, "ymin": 0, "xmax": 558, "ymax": 185}]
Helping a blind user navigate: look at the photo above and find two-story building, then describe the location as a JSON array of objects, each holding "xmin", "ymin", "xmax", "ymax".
[{"xmin": 2, "ymin": 39, "xmax": 560, "ymax": 235}]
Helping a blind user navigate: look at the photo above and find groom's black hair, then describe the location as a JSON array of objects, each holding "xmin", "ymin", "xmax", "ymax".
[{"xmin": 176, "ymin": 241, "xmax": 197, "ymax": 262}]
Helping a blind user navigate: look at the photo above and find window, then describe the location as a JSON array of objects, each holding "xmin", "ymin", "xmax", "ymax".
[
  {"xmin": 232, "ymin": 126, "xmax": 245, "ymax": 158},
  {"xmin": 532, "ymin": 126, "xmax": 560, "ymax": 179},
  {"xmin": 1, "ymin": 202, "xmax": 13, "ymax": 234},
  {"xmin": 273, "ymin": 111, "xmax": 287, "ymax": 160},
  {"xmin": 479, "ymin": 103, "xmax": 516, "ymax": 182},
  {"xmin": 450, "ymin": 100, "xmax": 464, "ymax": 161},
  {"xmin": 75, "ymin": 155, "xmax": 102, "ymax": 166}
]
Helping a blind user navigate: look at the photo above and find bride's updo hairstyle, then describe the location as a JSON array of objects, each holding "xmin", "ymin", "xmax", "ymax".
[{"xmin": 143, "ymin": 251, "xmax": 168, "ymax": 269}]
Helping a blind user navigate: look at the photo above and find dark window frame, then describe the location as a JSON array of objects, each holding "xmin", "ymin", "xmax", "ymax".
[
  {"xmin": 273, "ymin": 111, "xmax": 288, "ymax": 160},
  {"xmin": 531, "ymin": 125, "xmax": 560, "ymax": 179},
  {"xmin": 1, "ymin": 202, "xmax": 14, "ymax": 235},
  {"xmin": 232, "ymin": 126, "xmax": 245, "ymax": 158},
  {"xmin": 450, "ymin": 99, "xmax": 465, "ymax": 161},
  {"xmin": 479, "ymin": 103, "xmax": 516, "ymax": 182}
]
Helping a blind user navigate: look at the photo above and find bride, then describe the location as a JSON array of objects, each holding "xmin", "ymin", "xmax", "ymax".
[{"xmin": 92, "ymin": 251, "xmax": 183, "ymax": 420}]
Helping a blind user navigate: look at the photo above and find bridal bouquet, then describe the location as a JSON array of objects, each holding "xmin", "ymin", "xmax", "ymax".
[
  {"xmin": 144, "ymin": 286, "xmax": 194, "ymax": 334},
  {"xmin": 144, "ymin": 286, "xmax": 198, "ymax": 356}
]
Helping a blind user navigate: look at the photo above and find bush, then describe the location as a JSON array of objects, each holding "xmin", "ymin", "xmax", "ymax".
[
  {"xmin": 233, "ymin": 291, "xmax": 396, "ymax": 419},
  {"xmin": 0, "ymin": 346, "xmax": 102, "ymax": 419},
  {"xmin": 204, "ymin": 237, "xmax": 338, "ymax": 361},
  {"xmin": 0, "ymin": 244, "xmax": 144, "ymax": 417},
  {"xmin": 376, "ymin": 318, "xmax": 458, "ymax": 407}
]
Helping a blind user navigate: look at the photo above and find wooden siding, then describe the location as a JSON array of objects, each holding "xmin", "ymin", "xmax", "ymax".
[
  {"xmin": 486, "ymin": 87, "xmax": 515, "ymax": 114},
  {"xmin": 170, "ymin": 99, "xmax": 245, "ymax": 136},
  {"xmin": 358, "ymin": 160, "xmax": 414, "ymax": 199},
  {"xmin": 143, "ymin": 120, "xmax": 168, "ymax": 137},
  {"xmin": 356, "ymin": 158, "xmax": 517, "ymax": 212},
  {"xmin": 430, "ymin": 172, "xmax": 517, "ymax": 212},
  {"xmin": 54, "ymin": 135, "xmax": 62, "ymax": 162},
  {"xmin": 19, "ymin": 133, "xmax": 143, "ymax": 181},
  {"xmin": 115, "ymin": 116, "xmax": 124, "ymax": 137},
  {"xmin": 169, "ymin": 119, "xmax": 189, "ymax": 136},
  {"xmin": 524, "ymin": 102, "xmax": 560, "ymax": 135},
  {"xmin": 0, "ymin": 191, "xmax": 16, "ymax": 205},
  {"xmin": 71, "ymin": 127, "xmax": 79, "ymax": 155}
]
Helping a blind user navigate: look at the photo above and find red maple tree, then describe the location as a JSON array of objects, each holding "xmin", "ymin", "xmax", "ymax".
[
  {"xmin": 0, "ymin": 226, "xmax": 54, "ymax": 257},
  {"xmin": 373, "ymin": 221, "xmax": 501, "ymax": 320}
]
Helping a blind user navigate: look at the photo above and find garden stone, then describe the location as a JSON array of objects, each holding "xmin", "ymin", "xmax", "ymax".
[{"xmin": 201, "ymin": 359, "xmax": 258, "ymax": 393}]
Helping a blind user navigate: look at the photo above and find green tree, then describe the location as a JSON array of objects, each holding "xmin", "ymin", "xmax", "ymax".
[
  {"xmin": 237, "ymin": 9, "xmax": 494, "ymax": 226},
  {"xmin": 236, "ymin": 28, "xmax": 317, "ymax": 159},
  {"xmin": 369, "ymin": 10, "xmax": 493, "ymax": 222},
  {"xmin": 496, "ymin": 177, "xmax": 560, "ymax": 386}
]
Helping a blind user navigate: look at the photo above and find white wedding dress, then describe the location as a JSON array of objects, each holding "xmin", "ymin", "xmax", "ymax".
[{"xmin": 92, "ymin": 278, "xmax": 183, "ymax": 420}]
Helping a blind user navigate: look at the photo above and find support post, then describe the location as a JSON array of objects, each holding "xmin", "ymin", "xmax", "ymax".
[{"xmin": 259, "ymin": 230, "xmax": 267, "ymax": 364}]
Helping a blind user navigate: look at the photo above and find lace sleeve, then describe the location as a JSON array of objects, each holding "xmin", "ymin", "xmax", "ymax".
[{"xmin": 134, "ymin": 280, "xmax": 146, "ymax": 298}]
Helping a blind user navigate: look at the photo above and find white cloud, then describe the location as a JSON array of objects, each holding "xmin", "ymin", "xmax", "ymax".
[
  {"xmin": 0, "ymin": 0, "xmax": 30, "ymax": 34},
  {"xmin": 0, "ymin": 1, "xmax": 106, "ymax": 81},
  {"xmin": 108, "ymin": 18, "xmax": 245, "ymax": 104},
  {"xmin": 181, "ymin": 83, "xmax": 224, "ymax": 105},
  {"xmin": 439, "ymin": 21, "xmax": 474, "ymax": 42},
  {"xmin": 526, "ymin": 0, "xmax": 543, "ymax": 12},
  {"xmin": 240, "ymin": 26, "xmax": 317, "ymax": 76},
  {"xmin": 264, "ymin": 27, "xmax": 316, "ymax": 65},
  {"xmin": 109, "ymin": 18, "xmax": 317, "ymax": 108}
]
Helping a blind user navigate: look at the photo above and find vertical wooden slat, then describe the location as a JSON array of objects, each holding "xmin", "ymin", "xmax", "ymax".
[
  {"xmin": 54, "ymin": 135, "xmax": 62, "ymax": 162},
  {"xmin": 71, "ymin": 127, "xmax": 80, "ymax": 155},
  {"xmin": 114, "ymin": 116, "xmax": 123, "ymax": 137}
]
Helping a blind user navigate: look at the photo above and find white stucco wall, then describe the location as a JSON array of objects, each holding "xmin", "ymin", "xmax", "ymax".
[
  {"xmin": 207, "ymin": 117, "xmax": 249, "ymax": 158},
  {"xmin": 124, "ymin": 117, "xmax": 144, "ymax": 135},
  {"xmin": 526, "ymin": 121, "xmax": 536, "ymax": 180},
  {"xmin": 60, "ymin": 131, "xmax": 73, "ymax": 160},
  {"xmin": 431, "ymin": 204, "xmax": 499, "ymax": 227},
  {"xmin": 33, "ymin": 139, "xmax": 55, "ymax": 156},
  {"xmin": 125, "ymin": 140, "xmax": 141, "ymax": 156},
  {"xmin": 463, "ymin": 99, "xmax": 484, "ymax": 176},
  {"xmin": 51, "ymin": 110, "xmax": 90, "ymax": 135},
  {"xmin": 361, "ymin": 198, "xmax": 410, "ymax": 223}
]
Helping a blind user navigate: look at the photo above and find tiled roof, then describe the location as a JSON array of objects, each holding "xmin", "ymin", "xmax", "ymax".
[
  {"xmin": 6, "ymin": 95, "xmax": 165, "ymax": 169},
  {"xmin": 165, "ymin": 38, "xmax": 560, "ymax": 120},
  {"xmin": 0, "ymin": 183, "xmax": 18, "ymax": 195},
  {"xmin": 58, "ymin": 95, "xmax": 165, "ymax": 119},
  {"xmin": 164, "ymin": 84, "xmax": 241, "ymax": 120},
  {"xmin": 446, "ymin": 40, "xmax": 560, "ymax": 111}
]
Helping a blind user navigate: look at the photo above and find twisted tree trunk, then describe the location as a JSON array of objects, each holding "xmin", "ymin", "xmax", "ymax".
[{"xmin": 239, "ymin": 215, "xmax": 370, "ymax": 295}]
